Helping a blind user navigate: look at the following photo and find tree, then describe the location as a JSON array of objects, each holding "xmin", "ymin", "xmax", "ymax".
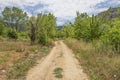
[
  {"xmin": 74, "ymin": 12, "xmax": 105, "ymax": 41},
  {"xmin": 87, "ymin": 15, "xmax": 102, "ymax": 41},
  {"xmin": 74, "ymin": 12, "xmax": 89, "ymax": 40},
  {"xmin": 0, "ymin": 17, "xmax": 6, "ymax": 35},
  {"xmin": 28, "ymin": 16, "xmax": 37, "ymax": 45},
  {"xmin": 37, "ymin": 13, "xmax": 57, "ymax": 45},
  {"xmin": 47, "ymin": 13, "xmax": 57, "ymax": 38},
  {"xmin": 59, "ymin": 23, "xmax": 75, "ymax": 38},
  {"xmin": 2, "ymin": 7, "xmax": 28, "ymax": 31},
  {"xmin": 28, "ymin": 13, "xmax": 57, "ymax": 45}
]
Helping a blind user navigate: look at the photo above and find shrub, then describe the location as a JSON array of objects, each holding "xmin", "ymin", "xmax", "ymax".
[
  {"xmin": 101, "ymin": 27, "xmax": 120, "ymax": 53},
  {"xmin": 38, "ymin": 33, "xmax": 49, "ymax": 45},
  {"xmin": 7, "ymin": 29, "xmax": 18, "ymax": 39},
  {"xmin": 18, "ymin": 32, "xmax": 29, "ymax": 40},
  {"xmin": 0, "ymin": 26, "xmax": 4, "ymax": 35}
]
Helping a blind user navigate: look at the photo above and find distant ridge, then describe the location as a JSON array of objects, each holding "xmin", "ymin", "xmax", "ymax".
[{"xmin": 98, "ymin": 7, "xmax": 120, "ymax": 19}]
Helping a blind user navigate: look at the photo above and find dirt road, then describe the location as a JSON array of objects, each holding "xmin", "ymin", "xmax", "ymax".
[{"xmin": 26, "ymin": 41, "xmax": 88, "ymax": 80}]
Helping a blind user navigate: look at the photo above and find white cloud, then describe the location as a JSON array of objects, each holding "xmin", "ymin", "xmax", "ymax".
[
  {"xmin": 0, "ymin": 0, "xmax": 120, "ymax": 25},
  {"xmin": 0, "ymin": 0, "xmax": 41, "ymax": 7},
  {"xmin": 39, "ymin": 0, "xmax": 106, "ymax": 18},
  {"xmin": 109, "ymin": 0, "xmax": 120, "ymax": 4}
]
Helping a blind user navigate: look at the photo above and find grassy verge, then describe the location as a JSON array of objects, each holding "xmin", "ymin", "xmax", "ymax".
[
  {"xmin": 0, "ymin": 40, "xmax": 51, "ymax": 80},
  {"xmin": 65, "ymin": 39, "xmax": 120, "ymax": 80}
]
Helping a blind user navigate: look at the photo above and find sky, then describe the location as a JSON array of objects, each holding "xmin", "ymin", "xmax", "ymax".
[{"xmin": 0, "ymin": 0, "xmax": 120, "ymax": 25}]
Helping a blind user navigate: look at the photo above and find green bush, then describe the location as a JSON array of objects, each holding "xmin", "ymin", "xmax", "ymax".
[
  {"xmin": 0, "ymin": 26, "xmax": 4, "ymax": 35},
  {"xmin": 7, "ymin": 29, "xmax": 18, "ymax": 39},
  {"xmin": 101, "ymin": 27, "xmax": 120, "ymax": 53},
  {"xmin": 38, "ymin": 33, "xmax": 49, "ymax": 45},
  {"xmin": 18, "ymin": 32, "xmax": 29, "ymax": 40}
]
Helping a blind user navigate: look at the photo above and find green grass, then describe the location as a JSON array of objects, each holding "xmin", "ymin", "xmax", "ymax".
[
  {"xmin": 0, "ymin": 52, "xmax": 10, "ymax": 64},
  {"xmin": 7, "ymin": 47, "xmax": 50, "ymax": 79},
  {"xmin": 7, "ymin": 56, "xmax": 36, "ymax": 79},
  {"xmin": 65, "ymin": 39, "xmax": 120, "ymax": 80},
  {"xmin": 53, "ymin": 67, "xmax": 63, "ymax": 78},
  {"xmin": 40, "ymin": 48, "xmax": 49, "ymax": 53}
]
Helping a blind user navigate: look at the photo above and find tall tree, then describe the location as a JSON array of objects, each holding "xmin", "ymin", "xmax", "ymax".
[
  {"xmin": 28, "ymin": 13, "xmax": 57, "ymax": 45},
  {"xmin": 2, "ymin": 7, "xmax": 28, "ymax": 31},
  {"xmin": 74, "ymin": 12, "xmax": 89, "ymax": 40},
  {"xmin": 37, "ymin": 13, "xmax": 57, "ymax": 45},
  {"xmin": 28, "ymin": 16, "xmax": 38, "ymax": 45},
  {"xmin": 60, "ymin": 23, "xmax": 75, "ymax": 38}
]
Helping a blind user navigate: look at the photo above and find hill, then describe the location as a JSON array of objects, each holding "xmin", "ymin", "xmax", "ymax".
[{"xmin": 98, "ymin": 7, "xmax": 120, "ymax": 19}]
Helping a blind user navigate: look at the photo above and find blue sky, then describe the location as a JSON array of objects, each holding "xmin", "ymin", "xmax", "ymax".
[{"xmin": 0, "ymin": 0, "xmax": 120, "ymax": 25}]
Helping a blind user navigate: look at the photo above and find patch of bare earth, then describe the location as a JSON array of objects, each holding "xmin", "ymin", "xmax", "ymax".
[{"xmin": 26, "ymin": 41, "xmax": 88, "ymax": 80}]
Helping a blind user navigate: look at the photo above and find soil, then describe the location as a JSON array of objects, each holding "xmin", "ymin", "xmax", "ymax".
[{"xmin": 26, "ymin": 41, "xmax": 88, "ymax": 80}]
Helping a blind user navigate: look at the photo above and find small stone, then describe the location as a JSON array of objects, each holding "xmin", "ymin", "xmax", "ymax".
[
  {"xmin": 114, "ymin": 75, "xmax": 117, "ymax": 77},
  {"xmin": 2, "ymin": 70, "xmax": 6, "ymax": 73},
  {"xmin": 35, "ymin": 50, "xmax": 38, "ymax": 53}
]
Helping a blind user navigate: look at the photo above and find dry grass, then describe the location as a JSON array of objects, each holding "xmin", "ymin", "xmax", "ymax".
[
  {"xmin": 65, "ymin": 39, "xmax": 120, "ymax": 80},
  {"xmin": 0, "ymin": 39, "xmax": 51, "ymax": 80}
]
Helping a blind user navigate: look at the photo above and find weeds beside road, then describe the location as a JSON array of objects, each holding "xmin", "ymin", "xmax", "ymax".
[
  {"xmin": 0, "ymin": 39, "xmax": 51, "ymax": 80},
  {"xmin": 65, "ymin": 39, "xmax": 120, "ymax": 80}
]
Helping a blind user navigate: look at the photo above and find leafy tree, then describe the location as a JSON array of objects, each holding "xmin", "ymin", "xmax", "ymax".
[
  {"xmin": 2, "ymin": 7, "xmax": 28, "ymax": 31},
  {"xmin": 48, "ymin": 13, "xmax": 57, "ymax": 38},
  {"xmin": 59, "ymin": 23, "xmax": 75, "ymax": 38},
  {"xmin": 74, "ymin": 12, "xmax": 89, "ymax": 40},
  {"xmin": 74, "ymin": 12, "xmax": 106, "ymax": 41},
  {"xmin": 27, "ymin": 16, "xmax": 37, "ymax": 45},
  {"xmin": 87, "ymin": 15, "xmax": 103, "ymax": 41},
  {"xmin": 28, "ymin": 13, "xmax": 57, "ymax": 45},
  {"xmin": 37, "ymin": 13, "xmax": 57, "ymax": 45}
]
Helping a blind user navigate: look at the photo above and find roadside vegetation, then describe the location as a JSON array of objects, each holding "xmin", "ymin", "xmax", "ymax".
[
  {"xmin": 0, "ymin": 40, "xmax": 51, "ymax": 80},
  {"xmin": 62, "ymin": 8, "xmax": 120, "ymax": 80},
  {"xmin": 65, "ymin": 39, "xmax": 120, "ymax": 80}
]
